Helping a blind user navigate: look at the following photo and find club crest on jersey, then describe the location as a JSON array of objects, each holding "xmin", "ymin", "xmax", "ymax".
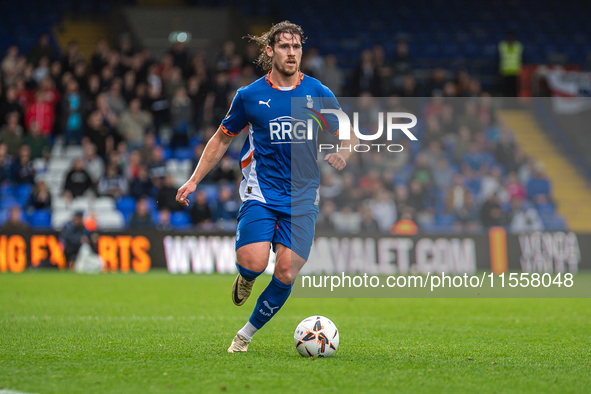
[{"xmin": 306, "ymin": 95, "xmax": 314, "ymax": 108}]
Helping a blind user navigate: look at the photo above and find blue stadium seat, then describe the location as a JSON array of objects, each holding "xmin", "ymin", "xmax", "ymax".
[
  {"xmin": 189, "ymin": 136, "xmax": 202, "ymax": 147},
  {"xmin": 174, "ymin": 147, "xmax": 193, "ymax": 161},
  {"xmin": 15, "ymin": 184, "xmax": 33, "ymax": 201},
  {"xmin": 29, "ymin": 210, "xmax": 51, "ymax": 229},
  {"xmin": 171, "ymin": 211, "xmax": 191, "ymax": 229},
  {"xmin": 202, "ymin": 185, "xmax": 219, "ymax": 202},
  {"xmin": 116, "ymin": 196, "xmax": 136, "ymax": 216},
  {"xmin": 151, "ymin": 210, "xmax": 159, "ymax": 224},
  {"xmin": 436, "ymin": 214, "xmax": 456, "ymax": 226},
  {"xmin": 0, "ymin": 197, "xmax": 19, "ymax": 210},
  {"xmin": 0, "ymin": 209, "xmax": 8, "ymax": 226},
  {"xmin": 541, "ymin": 215, "xmax": 566, "ymax": 231},
  {"xmin": 0, "ymin": 184, "xmax": 13, "ymax": 196},
  {"xmin": 124, "ymin": 211, "xmax": 134, "ymax": 224},
  {"xmin": 162, "ymin": 147, "xmax": 172, "ymax": 161}
]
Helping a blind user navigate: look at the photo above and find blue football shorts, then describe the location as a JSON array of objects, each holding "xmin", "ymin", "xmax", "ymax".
[{"xmin": 235, "ymin": 200, "xmax": 318, "ymax": 261}]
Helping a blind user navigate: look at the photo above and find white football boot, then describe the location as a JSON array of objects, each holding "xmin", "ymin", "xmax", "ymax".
[{"xmin": 227, "ymin": 334, "xmax": 250, "ymax": 353}]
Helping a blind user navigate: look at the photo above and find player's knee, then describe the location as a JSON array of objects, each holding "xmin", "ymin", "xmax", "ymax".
[
  {"xmin": 274, "ymin": 265, "xmax": 294, "ymax": 285},
  {"xmin": 236, "ymin": 243, "xmax": 270, "ymax": 272}
]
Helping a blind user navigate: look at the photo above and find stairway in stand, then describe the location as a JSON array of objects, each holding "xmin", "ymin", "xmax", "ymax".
[{"xmin": 499, "ymin": 110, "xmax": 591, "ymax": 232}]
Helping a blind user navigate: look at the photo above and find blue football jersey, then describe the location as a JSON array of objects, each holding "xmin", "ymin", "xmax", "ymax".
[{"xmin": 220, "ymin": 71, "xmax": 340, "ymax": 214}]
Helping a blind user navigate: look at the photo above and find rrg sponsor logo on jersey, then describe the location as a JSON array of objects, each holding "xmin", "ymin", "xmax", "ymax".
[{"xmin": 269, "ymin": 116, "xmax": 314, "ymax": 144}]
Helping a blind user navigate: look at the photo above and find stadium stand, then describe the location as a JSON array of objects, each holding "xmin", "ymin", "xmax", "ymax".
[{"xmin": 0, "ymin": 0, "xmax": 587, "ymax": 234}]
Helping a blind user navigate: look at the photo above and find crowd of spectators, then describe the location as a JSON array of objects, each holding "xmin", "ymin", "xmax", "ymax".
[
  {"xmin": 0, "ymin": 33, "xmax": 556, "ymax": 233},
  {"xmin": 316, "ymin": 94, "xmax": 555, "ymax": 234}
]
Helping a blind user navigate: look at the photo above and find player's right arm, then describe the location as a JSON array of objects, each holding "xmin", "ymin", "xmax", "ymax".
[
  {"xmin": 176, "ymin": 128, "xmax": 235, "ymax": 206},
  {"xmin": 176, "ymin": 89, "xmax": 247, "ymax": 206}
]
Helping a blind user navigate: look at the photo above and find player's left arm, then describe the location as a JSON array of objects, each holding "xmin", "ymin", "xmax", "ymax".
[{"xmin": 324, "ymin": 126, "xmax": 358, "ymax": 171}]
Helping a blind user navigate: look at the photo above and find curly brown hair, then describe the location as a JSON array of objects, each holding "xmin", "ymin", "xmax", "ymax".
[{"xmin": 246, "ymin": 21, "xmax": 306, "ymax": 71}]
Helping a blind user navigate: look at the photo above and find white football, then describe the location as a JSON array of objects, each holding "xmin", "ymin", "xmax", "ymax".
[{"xmin": 294, "ymin": 316, "xmax": 339, "ymax": 358}]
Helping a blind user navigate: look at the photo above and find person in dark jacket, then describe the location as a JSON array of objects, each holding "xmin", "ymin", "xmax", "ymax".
[
  {"xmin": 130, "ymin": 165, "xmax": 154, "ymax": 199},
  {"xmin": 27, "ymin": 179, "xmax": 51, "ymax": 211},
  {"xmin": 63, "ymin": 158, "xmax": 94, "ymax": 200},
  {"xmin": 157, "ymin": 174, "xmax": 183, "ymax": 211},
  {"xmin": 11, "ymin": 145, "xmax": 35, "ymax": 185},
  {"xmin": 59, "ymin": 211, "xmax": 92, "ymax": 266},
  {"xmin": 128, "ymin": 198, "xmax": 154, "ymax": 228},
  {"xmin": 480, "ymin": 192, "xmax": 507, "ymax": 227},
  {"xmin": 0, "ymin": 142, "xmax": 12, "ymax": 184},
  {"xmin": 190, "ymin": 190, "xmax": 213, "ymax": 227}
]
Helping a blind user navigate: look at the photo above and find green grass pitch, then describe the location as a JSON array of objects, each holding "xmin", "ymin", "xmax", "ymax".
[{"xmin": 1, "ymin": 271, "xmax": 590, "ymax": 393}]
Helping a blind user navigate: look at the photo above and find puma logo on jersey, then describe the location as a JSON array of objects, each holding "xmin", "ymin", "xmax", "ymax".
[{"xmin": 259, "ymin": 99, "xmax": 271, "ymax": 108}]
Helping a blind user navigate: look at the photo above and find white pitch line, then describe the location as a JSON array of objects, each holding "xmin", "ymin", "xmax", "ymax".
[{"xmin": 0, "ymin": 390, "xmax": 37, "ymax": 394}]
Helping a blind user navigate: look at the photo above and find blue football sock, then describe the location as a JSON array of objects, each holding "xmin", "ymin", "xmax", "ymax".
[
  {"xmin": 248, "ymin": 275, "xmax": 292, "ymax": 329},
  {"xmin": 236, "ymin": 263, "xmax": 264, "ymax": 281}
]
